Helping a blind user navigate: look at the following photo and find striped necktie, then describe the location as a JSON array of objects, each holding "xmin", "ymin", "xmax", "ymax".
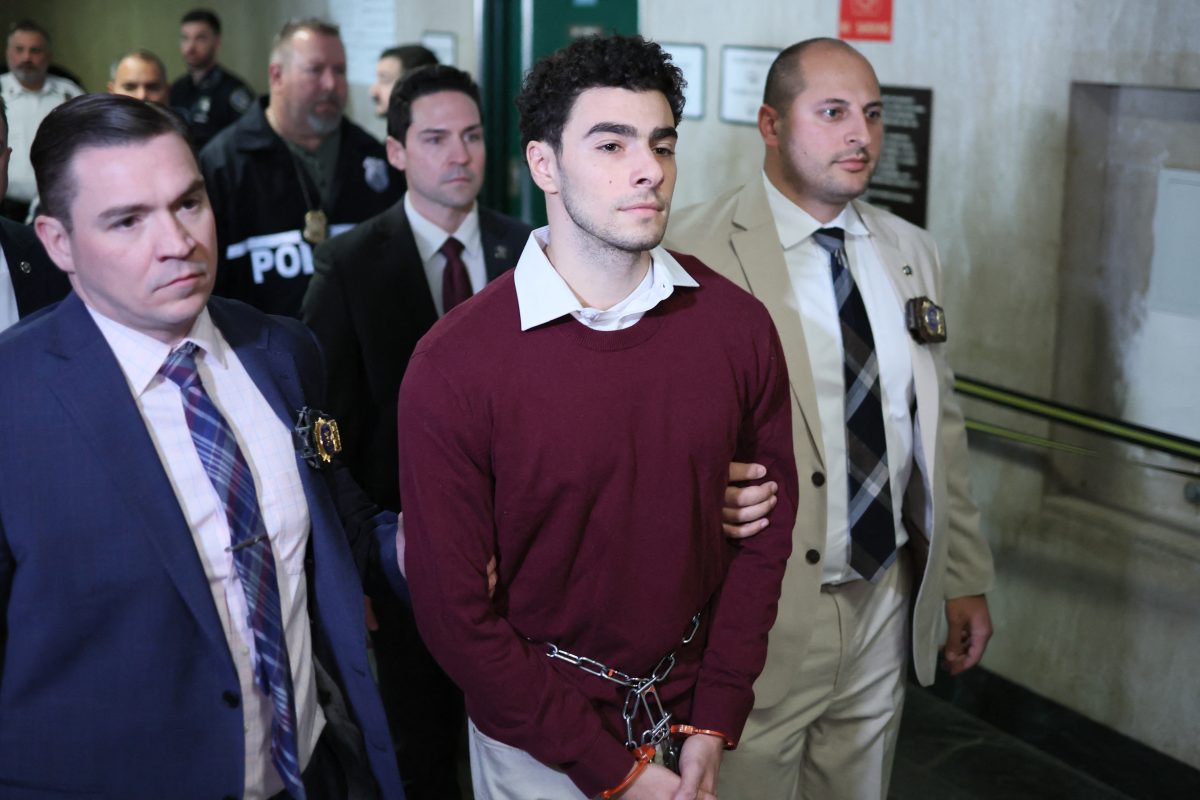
[
  {"xmin": 159, "ymin": 342, "xmax": 306, "ymax": 798},
  {"xmin": 813, "ymin": 227, "xmax": 897, "ymax": 582}
]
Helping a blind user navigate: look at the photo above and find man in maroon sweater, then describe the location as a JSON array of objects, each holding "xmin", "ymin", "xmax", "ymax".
[{"xmin": 398, "ymin": 35, "xmax": 799, "ymax": 800}]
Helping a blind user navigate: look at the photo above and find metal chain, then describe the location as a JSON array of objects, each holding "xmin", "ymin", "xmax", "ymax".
[{"xmin": 544, "ymin": 613, "xmax": 701, "ymax": 750}]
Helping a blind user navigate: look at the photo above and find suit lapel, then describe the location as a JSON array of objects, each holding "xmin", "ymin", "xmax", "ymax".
[
  {"xmin": 855, "ymin": 200, "xmax": 940, "ymax": 481},
  {"xmin": 42, "ymin": 295, "xmax": 227, "ymax": 650},
  {"xmin": 1, "ymin": 219, "xmax": 43, "ymax": 316},
  {"xmin": 732, "ymin": 182, "xmax": 826, "ymax": 467},
  {"xmin": 210, "ymin": 300, "xmax": 347, "ymax": 589},
  {"xmin": 479, "ymin": 208, "xmax": 523, "ymax": 281},
  {"xmin": 209, "ymin": 299, "xmax": 302, "ymax": 430},
  {"xmin": 381, "ymin": 205, "xmax": 439, "ymax": 322}
]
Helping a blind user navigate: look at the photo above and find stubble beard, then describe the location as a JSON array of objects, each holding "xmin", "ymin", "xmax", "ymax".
[
  {"xmin": 783, "ymin": 147, "xmax": 875, "ymax": 209},
  {"xmin": 559, "ymin": 171, "xmax": 668, "ymax": 260}
]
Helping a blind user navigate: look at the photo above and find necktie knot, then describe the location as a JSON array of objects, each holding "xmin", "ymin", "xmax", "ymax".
[
  {"xmin": 440, "ymin": 236, "xmax": 465, "ymax": 260},
  {"xmin": 159, "ymin": 341, "xmax": 201, "ymax": 391},
  {"xmin": 812, "ymin": 226, "xmax": 846, "ymax": 255}
]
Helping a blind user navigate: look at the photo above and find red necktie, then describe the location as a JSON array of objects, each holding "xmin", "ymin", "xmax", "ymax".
[{"xmin": 440, "ymin": 237, "xmax": 472, "ymax": 313}]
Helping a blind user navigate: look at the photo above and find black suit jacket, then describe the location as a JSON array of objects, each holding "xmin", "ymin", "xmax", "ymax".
[
  {"xmin": 0, "ymin": 217, "xmax": 70, "ymax": 319},
  {"xmin": 302, "ymin": 200, "xmax": 532, "ymax": 511}
]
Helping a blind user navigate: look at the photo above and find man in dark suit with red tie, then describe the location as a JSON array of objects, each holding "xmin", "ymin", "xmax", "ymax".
[{"xmin": 301, "ymin": 64, "xmax": 530, "ymax": 799}]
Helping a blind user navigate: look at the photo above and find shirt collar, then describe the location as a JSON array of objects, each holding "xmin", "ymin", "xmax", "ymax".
[
  {"xmin": 2, "ymin": 72, "xmax": 49, "ymax": 97},
  {"xmin": 762, "ymin": 171, "xmax": 869, "ymax": 249},
  {"xmin": 513, "ymin": 226, "xmax": 699, "ymax": 331},
  {"xmin": 404, "ymin": 192, "xmax": 481, "ymax": 264},
  {"xmin": 87, "ymin": 305, "xmax": 227, "ymax": 396}
]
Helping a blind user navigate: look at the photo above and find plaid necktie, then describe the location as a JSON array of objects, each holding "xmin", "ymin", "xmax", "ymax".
[
  {"xmin": 159, "ymin": 342, "xmax": 306, "ymax": 799},
  {"xmin": 813, "ymin": 227, "xmax": 897, "ymax": 582},
  {"xmin": 440, "ymin": 236, "xmax": 473, "ymax": 313}
]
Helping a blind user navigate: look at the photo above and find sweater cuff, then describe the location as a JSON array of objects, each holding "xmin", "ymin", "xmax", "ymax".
[
  {"xmin": 563, "ymin": 727, "xmax": 638, "ymax": 799},
  {"xmin": 688, "ymin": 682, "xmax": 753, "ymax": 748}
]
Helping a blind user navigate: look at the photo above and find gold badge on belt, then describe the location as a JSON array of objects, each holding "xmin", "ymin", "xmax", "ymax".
[{"xmin": 303, "ymin": 210, "xmax": 328, "ymax": 245}]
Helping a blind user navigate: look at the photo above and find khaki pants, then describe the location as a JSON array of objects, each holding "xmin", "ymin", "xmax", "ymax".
[{"xmin": 719, "ymin": 552, "xmax": 912, "ymax": 800}]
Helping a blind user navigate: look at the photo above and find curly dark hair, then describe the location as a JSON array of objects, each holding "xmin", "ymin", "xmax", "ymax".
[{"xmin": 516, "ymin": 34, "xmax": 686, "ymax": 152}]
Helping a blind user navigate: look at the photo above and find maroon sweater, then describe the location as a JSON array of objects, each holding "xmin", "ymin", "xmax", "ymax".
[{"xmin": 398, "ymin": 253, "xmax": 798, "ymax": 796}]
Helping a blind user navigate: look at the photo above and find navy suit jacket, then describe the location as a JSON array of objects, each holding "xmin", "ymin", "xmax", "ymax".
[
  {"xmin": 0, "ymin": 293, "xmax": 404, "ymax": 798},
  {"xmin": 0, "ymin": 216, "xmax": 70, "ymax": 319},
  {"xmin": 303, "ymin": 201, "xmax": 531, "ymax": 512}
]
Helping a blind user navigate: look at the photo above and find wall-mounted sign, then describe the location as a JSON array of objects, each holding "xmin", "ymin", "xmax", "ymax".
[
  {"xmin": 863, "ymin": 86, "xmax": 931, "ymax": 228},
  {"xmin": 329, "ymin": 0, "xmax": 396, "ymax": 85},
  {"xmin": 661, "ymin": 43, "xmax": 706, "ymax": 120},
  {"xmin": 420, "ymin": 31, "xmax": 458, "ymax": 67},
  {"xmin": 839, "ymin": 0, "xmax": 893, "ymax": 42},
  {"xmin": 719, "ymin": 46, "xmax": 780, "ymax": 125}
]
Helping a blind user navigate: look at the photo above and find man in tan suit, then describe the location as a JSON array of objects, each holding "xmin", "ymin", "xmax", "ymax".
[{"xmin": 667, "ymin": 38, "xmax": 994, "ymax": 799}]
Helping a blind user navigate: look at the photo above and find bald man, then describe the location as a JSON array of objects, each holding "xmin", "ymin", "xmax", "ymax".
[
  {"xmin": 668, "ymin": 38, "xmax": 994, "ymax": 799},
  {"xmin": 108, "ymin": 49, "xmax": 170, "ymax": 105}
]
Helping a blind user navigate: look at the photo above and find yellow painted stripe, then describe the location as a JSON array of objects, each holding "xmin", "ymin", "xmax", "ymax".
[
  {"xmin": 964, "ymin": 420, "xmax": 1095, "ymax": 456},
  {"xmin": 955, "ymin": 378, "xmax": 1200, "ymax": 461}
]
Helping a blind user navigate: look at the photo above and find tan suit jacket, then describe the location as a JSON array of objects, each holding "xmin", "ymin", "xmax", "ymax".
[{"xmin": 666, "ymin": 180, "xmax": 994, "ymax": 708}]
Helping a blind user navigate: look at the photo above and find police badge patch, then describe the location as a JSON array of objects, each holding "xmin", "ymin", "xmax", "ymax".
[
  {"xmin": 230, "ymin": 87, "xmax": 253, "ymax": 115},
  {"xmin": 363, "ymin": 156, "xmax": 390, "ymax": 193},
  {"xmin": 294, "ymin": 407, "xmax": 343, "ymax": 469}
]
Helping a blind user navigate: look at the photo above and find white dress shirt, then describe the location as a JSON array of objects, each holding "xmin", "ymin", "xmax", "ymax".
[
  {"xmin": 88, "ymin": 306, "xmax": 323, "ymax": 800},
  {"xmin": 1, "ymin": 72, "xmax": 83, "ymax": 204},
  {"xmin": 0, "ymin": 245, "xmax": 20, "ymax": 333},
  {"xmin": 513, "ymin": 225, "xmax": 698, "ymax": 332},
  {"xmin": 763, "ymin": 174, "xmax": 915, "ymax": 583},
  {"xmin": 405, "ymin": 193, "xmax": 487, "ymax": 316}
]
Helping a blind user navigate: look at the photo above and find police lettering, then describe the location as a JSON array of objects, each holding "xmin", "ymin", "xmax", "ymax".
[{"xmin": 250, "ymin": 239, "xmax": 315, "ymax": 284}]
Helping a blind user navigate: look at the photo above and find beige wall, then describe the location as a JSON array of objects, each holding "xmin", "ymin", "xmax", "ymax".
[
  {"xmin": 2, "ymin": 1, "xmax": 322, "ymax": 96},
  {"xmin": 0, "ymin": 0, "xmax": 477, "ymax": 133}
]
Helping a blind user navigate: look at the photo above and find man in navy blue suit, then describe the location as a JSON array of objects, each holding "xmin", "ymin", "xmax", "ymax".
[{"xmin": 0, "ymin": 94, "xmax": 404, "ymax": 799}]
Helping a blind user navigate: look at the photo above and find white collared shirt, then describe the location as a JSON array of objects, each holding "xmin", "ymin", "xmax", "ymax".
[
  {"xmin": 87, "ymin": 305, "xmax": 323, "ymax": 799},
  {"xmin": 763, "ymin": 173, "xmax": 914, "ymax": 583},
  {"xmin": 0, "ymin": 245, "xmax": 20, "ymax": 333},
  {"xmin": 513, "ymin": 225, "xmax": 699, "ymax": 332},
  {"xmin": 405, "ymin": 192, "xmax": 486, "ymax": 316},
  {"xmin": 1, "ymin": 72, "xmax": 83, "ymax": 203}
]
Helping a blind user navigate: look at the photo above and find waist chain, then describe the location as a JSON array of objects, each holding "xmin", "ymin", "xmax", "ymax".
[{"xmin": 543, "ymin": 612, "xmax": 701, "ymax": 770}]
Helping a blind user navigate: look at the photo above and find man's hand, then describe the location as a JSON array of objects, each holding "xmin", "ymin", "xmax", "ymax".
[
  {"xmin": 723, "ymin": 462, "xmax": 778, "ymax": 539},
  {"xmin": 941, "ymin": 594, "xmax": 992, "ymax": 675},
  {"xmin": 620, "ymin": 763, "xmax": 680, "ymax": 798},
  {"xmin": 486, "ymin": 556, "xmax": 498, "ymax": 598},
  {"xmin": 673, "ymin": 733, "xmax": 723, "ymax": 799},
  {"xmin": 398, "ymin": 512, "xmax": 498, "ymax": 598},
  {"xmin": 395, "ymin": 513, "xmax": 407, "ymax": 579}
]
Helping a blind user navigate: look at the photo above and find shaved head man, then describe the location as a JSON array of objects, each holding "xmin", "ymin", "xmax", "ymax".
[
  {"xmin": 668, "ymin": 38, "xmax": 995, "ymax": 800},
  {"xmin": 108, "ymin": 49, "xmax": 169, "ymax": 105}
]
